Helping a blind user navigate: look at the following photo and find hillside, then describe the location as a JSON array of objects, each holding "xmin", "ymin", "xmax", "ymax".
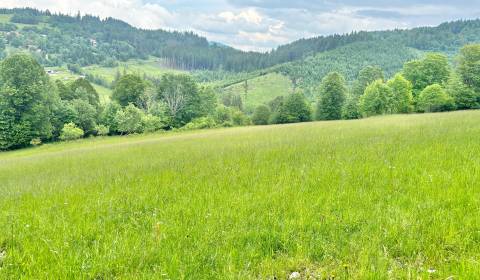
[
  {"xmin": 1, "ymin": 8, "xmax": 480, "ymax": 75},
  {"xmin": 1, "ymin": 111, "xmax": 480, "ymax": 278},
  {"xmin": 221, "ymin": 73, "xmax": 294, "ymax": 112},
  {"xmin": 274, "ymin": 40, "xmax": 422, "ymax": 90}
]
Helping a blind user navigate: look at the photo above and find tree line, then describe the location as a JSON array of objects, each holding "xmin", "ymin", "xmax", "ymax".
[
  {"xmin": 249, "ymin": 44, "xmax": 480, "ymax": 125},
  {"xmin": 0, "ymin": 54, "xmax": 252, "ymax": 150},
  {"xmin": 1, "ymin": 44, "xmax": 480, "ymax": 151}
]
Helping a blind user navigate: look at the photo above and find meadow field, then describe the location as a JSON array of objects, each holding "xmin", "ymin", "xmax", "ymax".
[{"xmin": 1, "ymin": 111, "xmax": 480, "ymax": 279}]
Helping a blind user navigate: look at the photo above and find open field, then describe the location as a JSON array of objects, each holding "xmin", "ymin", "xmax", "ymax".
[
  {"xmin": 0, "ymin": 14, "xmax": 12, "ymax": 24},
  {"xmin": 222, "ymin": 73, "xmax": 293, "ymax": 111},
  {"xmin": 83, "ymin": 58, "xmax": 186, "ymax": 84},
  {"xmin": 45, "ymin": 66, "xmax": 112, "ymax": 103},
  {"xmin": 1, "ymin": 111, "xmax": 480, "ymax": 279}
]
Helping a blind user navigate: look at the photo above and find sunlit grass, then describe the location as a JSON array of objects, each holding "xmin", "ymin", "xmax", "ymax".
[
  {"xmin": 83, "ymin": 58, "xmax": 186, "ymax": 84},
  {"xmin": 223, "ymin": 73, "xmax": 293, "ymax": 111},
  {"xmin": 1, "ymin": 111, "xmax": 480, "ymax": 279}
]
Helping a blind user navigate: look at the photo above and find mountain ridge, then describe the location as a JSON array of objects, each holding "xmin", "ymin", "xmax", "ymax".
[{"xmin": 1, "ymin": 8, "xmax": 480, "ymax": 74}]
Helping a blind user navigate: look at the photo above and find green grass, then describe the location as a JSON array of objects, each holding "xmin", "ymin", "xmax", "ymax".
[
  {"xmin": 45, "ymin": 66, "xmax": 112, "ymax": 103},
  {"xmin": 1, "ymin": 111, "xmax": 480, "ymax": 279},
  {"xmin": 83, "ymin": 58, "xmax": 186, "ymax": 84},
  {"xmin": 0, "ymin": 14, "xmax": 12, "ymax": 24},
  {"xmin": 222, "ymin": 73, "xmax": 293, "ymax": 111}
]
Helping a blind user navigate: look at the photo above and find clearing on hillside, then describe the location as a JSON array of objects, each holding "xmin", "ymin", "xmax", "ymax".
[{"xmin": 1, "ymin": 111, "xmax": 480, "ymax": 279}]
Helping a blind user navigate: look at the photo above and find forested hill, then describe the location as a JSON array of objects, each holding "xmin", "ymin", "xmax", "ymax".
[
  {"xmin": 1, "ymin": 8, "xmax": 480, "ymax": 72},
  {"xmin": 0, "ymin": 8, "xmax": 265, "ymax": 70}
]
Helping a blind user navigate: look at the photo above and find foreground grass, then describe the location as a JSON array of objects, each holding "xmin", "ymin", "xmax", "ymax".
[{"xmin": 1, "ymin": 111, "xmax": 480, "ymax": 279}]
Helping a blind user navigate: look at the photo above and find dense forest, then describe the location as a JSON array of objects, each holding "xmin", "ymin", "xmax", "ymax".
[{"xmin": 2, "ymin": 8, "xmax": 480, "ymax": 72}]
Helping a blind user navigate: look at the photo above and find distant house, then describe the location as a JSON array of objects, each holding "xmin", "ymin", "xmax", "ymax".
[
  {"xmin": 46, "ymin": 70, "xmax": 59, "ymax": 75},
  {"xmin": 89, "ymin": 38, "xmax": 97, "ymax": 47}
]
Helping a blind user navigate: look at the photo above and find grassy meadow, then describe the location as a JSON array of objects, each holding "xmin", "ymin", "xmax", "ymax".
[
  {"xmin": 83, "ymin": 58, "xmax": 186, "ymax": 85},
  {"xmin": 1, "ymin": 111, "xmax": 480, "ymax": 279},
  {"xmin": 223, "ymin": 73, "xmax": 293, "ymax": 111}
]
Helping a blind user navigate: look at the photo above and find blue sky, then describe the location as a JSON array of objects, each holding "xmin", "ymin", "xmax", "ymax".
[{"xmin": 2, "ymin": 0, "xmax": 480, "ymax": 51}]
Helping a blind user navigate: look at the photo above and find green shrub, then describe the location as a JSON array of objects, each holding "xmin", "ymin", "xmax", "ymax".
[
  {"xmin": 94, "ymin": 125, "xmax": 110, "ymax": 136},
  {"xmin": 59, "ymin": 123, "xmax": 84, "ymax": 141},
  {"xmin": 29, "ymin": 138, "xmax": 42, "ymax": 146},
  {"xmin": 182, "ymin": 117, "xmax": 217, "ymax": 130},
  {"xmin": 232, "ymin": 110, "xmax": 250, "ymax": 126},
  {"xmin": 142, "ymin": 114, "xmax": 164, "ymax": 133},
  {"xmin": 214, "ymin": 105, "xmax": 233, "ymax": 125}
]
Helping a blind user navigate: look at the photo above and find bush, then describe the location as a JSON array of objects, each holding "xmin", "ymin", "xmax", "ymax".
[
  {"xmin": 214, "ymin": 105, "xmax": 233, "ymax": 125},
  {"xmin": 252, "ymin": 105, "xmax": 271, "ymax": 125},
  {"xmin": 182, "ymin": 117, "xmax": 217, "ymax": 130},
  {"xmin": 94, "ymin": 125, "xmax": 110, "ymax": 136},
  {"xmin": 30, "ymin": 138, "xmax": 42, "ymax": 146},
  {"xmin": 59, "ymin": 123, "xmax": 84, "ymax": 141},
  {"xmin": 232, "ymin": 110, "xmax": 250, "ymax": 126},
  {"xmin": 142, "ymin": 114, "xmax": 164, "ymax": 133},
  {"xmin": 417, "ymin": 84, "xmax": 455, "ymax": 113}
]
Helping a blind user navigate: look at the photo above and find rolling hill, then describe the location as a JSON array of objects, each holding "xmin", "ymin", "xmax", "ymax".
[
  {"xmin": 2, "ymin": 8, "xmax": 480, "ymax": 74},
  {"xmin": 2, "ymin": 8, "xmax": 480, "ymax": 106}
]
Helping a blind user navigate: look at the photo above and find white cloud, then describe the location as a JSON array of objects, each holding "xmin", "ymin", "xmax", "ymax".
[
  {"xmin": 1, "ymin": 1, "xmax": 479, "ymax": 51},
  {"xmin": 0, "ymin": 0, "xmax": 173, "ymax": 29},
  {"xmin": 218, "ymin": 9, "xmax": 263, "ymax": 24}
]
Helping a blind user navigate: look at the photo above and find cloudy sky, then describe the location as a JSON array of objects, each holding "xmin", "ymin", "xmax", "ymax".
[{"xmin": 2, "ymin": 0, "xmax": 480, "ymax": 51}]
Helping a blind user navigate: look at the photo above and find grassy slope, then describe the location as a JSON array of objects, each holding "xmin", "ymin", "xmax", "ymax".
[
  {"xmin": 1, "ymin": 111, "xmax": 480, "ymax": 279},
  {"xmin": 0, "ymin": 14, "xmax": 12, "ymax": 23},
  {"xmin": 222, "ymin": 73, "xmax": 293, "ymax": 111},
  {"xmin": 83, "ymin": 58, "xmax": 185, "ymax": 84},
  {"xmin": 45, "ymin": 66, "xmax": 112, "ymax": 103},
  {"xmin": 45, "ymin": 58, "xmax": 184, "ymax": 104}
]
